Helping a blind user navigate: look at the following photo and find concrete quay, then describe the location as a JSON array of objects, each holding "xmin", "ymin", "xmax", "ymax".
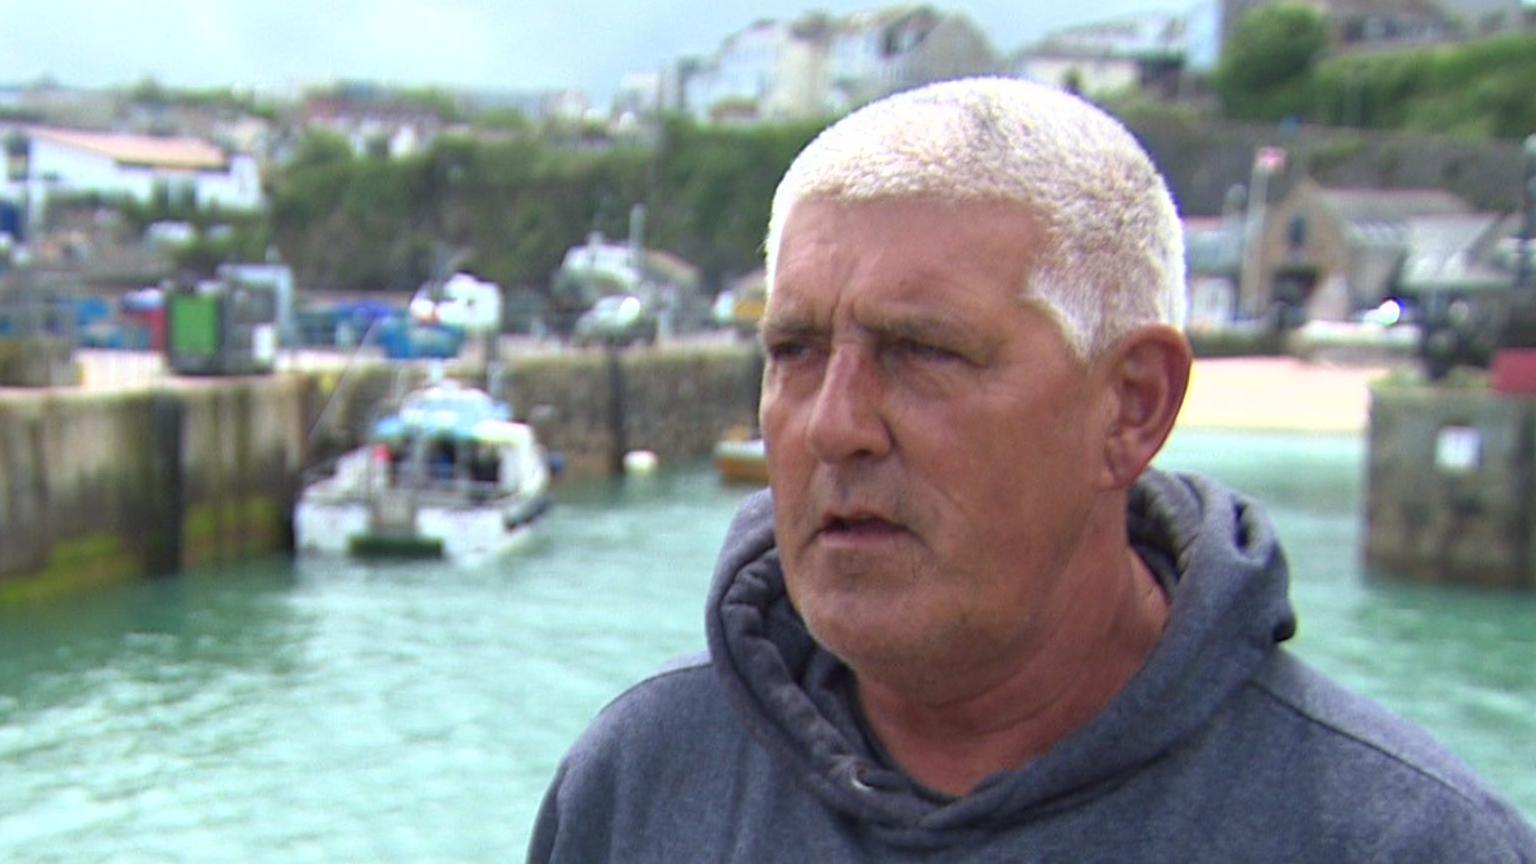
[{"xmin": 1177, "ymin": 357, "xmax": 1394, "ymax": 435}]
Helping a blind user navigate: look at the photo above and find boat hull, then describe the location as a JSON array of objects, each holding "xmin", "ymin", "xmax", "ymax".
[
  {"xmin": 713, "ymin": 438, "xmax": 768, "ymax": 485},
  {"xmin": 293, "ymin": 495, "xmax": 549, "ymax": 561},
  {"xmin": 294, "ymin": 380, "xmax": 553, "ymax": 562}
]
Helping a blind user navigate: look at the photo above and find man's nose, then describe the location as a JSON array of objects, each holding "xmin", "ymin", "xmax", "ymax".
[{"xmin": 806, "ymin": 345, "xmax": 891, "ymax": 463}]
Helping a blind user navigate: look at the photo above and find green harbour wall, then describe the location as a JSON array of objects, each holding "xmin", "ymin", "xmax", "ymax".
[
  {"xmin": 0, "ymin": 378, "xmax": 312, "ymax": 602},
  {"xmin": 0, "ymin": 343, "xmax": 762, "ymax": 599}
]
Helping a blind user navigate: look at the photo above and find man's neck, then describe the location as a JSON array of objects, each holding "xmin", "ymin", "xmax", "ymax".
[{"xmin": 854, "ymin": 550, "xmax": 1170, "ymax": 798}]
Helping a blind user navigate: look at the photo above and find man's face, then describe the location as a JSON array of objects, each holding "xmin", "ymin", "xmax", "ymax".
[{"xmin": 760, "ymin": 198, "xmax": 1112, "ymax": 690}]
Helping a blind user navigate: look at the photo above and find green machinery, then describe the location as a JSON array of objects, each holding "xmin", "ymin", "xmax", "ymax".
[{"xmin": 165, "ymin": 276, "xmax": 278, "ymax": 376}]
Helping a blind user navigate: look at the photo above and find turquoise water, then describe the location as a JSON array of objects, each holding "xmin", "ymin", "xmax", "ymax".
[{"xmin": 0, "ymin": 430, "xmax": 1532, "ymax": 862}]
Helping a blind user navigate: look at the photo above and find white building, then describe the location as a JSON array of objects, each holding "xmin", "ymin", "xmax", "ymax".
[
  {"xmin": 1017, "ymin": 53, "xmax": 1145, "ymax": 96},
  {"xmin": 830, "ymin": 7, "xmax": 998, "ymax": 109},
  {"xmin": 613, "ymin": 72, "xmax": 664, "ymax": 121},
  {"xmin": 1013, "ymin": 11, "xmax": 1187, "ymax": 98},
  {"xmin": 683, "ymin": 20, "xmax": 797, "ymax": 123},
  {"xmin": 23, "ymin": 127, "xmax": 262, "ymax": 227},
  {"xmin": 677, "ymin": 6, "xmax": 998, "ymax": 124}
]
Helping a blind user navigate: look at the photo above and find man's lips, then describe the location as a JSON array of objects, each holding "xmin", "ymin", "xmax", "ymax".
[{"xmin": 817, "ymin": 512, "xmax": 908, "ymax": 540}]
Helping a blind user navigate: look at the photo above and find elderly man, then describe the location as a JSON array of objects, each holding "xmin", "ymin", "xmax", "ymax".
[{"xmin": 529, "ymin": 79, "xmax": 1535, "ymax": 861}]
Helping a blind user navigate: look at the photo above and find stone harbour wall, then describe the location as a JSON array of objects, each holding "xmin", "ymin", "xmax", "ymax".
[
  {"xmin": 508, "ymin": 345, "xmax": 762, "ymax": 478},
  {"xmin": 0, "ymin": 376, "xmax": 312, "ymax": 601},
  {"xmin": 0, "ymin": 343, "xmax": 763, "ymax": 598},
  {"xmin": 1366, "ymin": 382, "xmax": 1536, "ymax": 589}
]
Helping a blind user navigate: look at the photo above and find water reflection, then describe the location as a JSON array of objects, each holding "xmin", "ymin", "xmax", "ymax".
[{"xmin": 0, "ymin": 438, "xmax": 1531, "ymax": 862}]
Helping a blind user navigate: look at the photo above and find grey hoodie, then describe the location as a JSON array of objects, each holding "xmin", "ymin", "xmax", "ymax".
[{"xmin": 529, "ymin": 470, "xmax": 1536, "ymax": 862}]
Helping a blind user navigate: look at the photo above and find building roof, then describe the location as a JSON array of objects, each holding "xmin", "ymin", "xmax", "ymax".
[
  {"xmin": 1313, "ymin": 186, "xmax": 1471, "ymax": 225},
  {"xmin": 1030, "ymin": 11, "xmax": 1186, "ymax": 59},
  {"xmin": 30, "ymin": 127, "xmax": 228, "ymax": 170},
  {"xmin": 839, "ymin": 4, "xmax": 929, "ymax": 30},
  {"xmin": 1399, "ymin": 211, "xmax": 1519, "ymax": 288},
  {"xmin": 1405, "ymin": 212, "xmax": 1507, "ymax": 257}
]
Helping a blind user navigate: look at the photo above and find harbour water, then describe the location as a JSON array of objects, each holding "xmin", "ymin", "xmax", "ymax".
[{"xmin": 1, "ymin": 429, "xmax": 1532, "ymax": 862}]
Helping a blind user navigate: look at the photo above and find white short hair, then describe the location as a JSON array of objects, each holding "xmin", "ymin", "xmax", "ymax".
[{"xmin": 765, "ymin": 77, "xmax": 1185, "ymax": 359}]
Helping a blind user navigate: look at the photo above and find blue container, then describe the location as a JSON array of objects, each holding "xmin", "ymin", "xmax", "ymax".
[{"xmin": 375, "ymin": 318, "xmax": 465, "ymax": 359}]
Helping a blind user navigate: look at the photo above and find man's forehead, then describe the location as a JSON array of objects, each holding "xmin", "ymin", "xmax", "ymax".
[
  {"xmin": 774, "ymin": 196, "xmax": 1045, "ymax": 259},
  {"xmin": 770, "ymin": 198, "xmax": 1042, "ymax": 297}
]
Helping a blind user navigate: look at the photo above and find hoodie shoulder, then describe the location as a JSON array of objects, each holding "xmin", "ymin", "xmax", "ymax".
[
  {"xmin": 575, "ymin": 652, "xmax": 720, "ymax": 759},
  {"xmin": 1247, "ymin": 652, "xmax": 1536, "ymax": 858}
]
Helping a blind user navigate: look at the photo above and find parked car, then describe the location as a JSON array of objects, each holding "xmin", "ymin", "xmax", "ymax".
[{"xmin": 573, "ymin": 295, "xmax": 657, "ymax": 347}]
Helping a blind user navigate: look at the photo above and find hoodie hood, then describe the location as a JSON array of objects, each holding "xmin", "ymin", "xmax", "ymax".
[{"xmin": 705, "ymin": 468, "xmax": 1298, "ymax": 840}]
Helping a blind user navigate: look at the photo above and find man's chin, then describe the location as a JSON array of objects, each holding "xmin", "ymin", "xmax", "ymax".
[{"xmin": 794, "ymin": 584, "xmax": 926, "ymax": 650}]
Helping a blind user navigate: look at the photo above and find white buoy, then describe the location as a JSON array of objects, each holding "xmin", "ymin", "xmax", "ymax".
[{"xmin": 623, "ymin": 449, "xmax": 660, "ymax": 476}]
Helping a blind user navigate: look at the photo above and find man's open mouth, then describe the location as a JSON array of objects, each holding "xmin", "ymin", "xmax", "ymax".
[{"xmin": 821, "ymin": 514, "xmax": 903, "ymax": 536}]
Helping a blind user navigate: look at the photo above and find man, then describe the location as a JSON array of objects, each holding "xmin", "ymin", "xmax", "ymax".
[{"xmin": 530, "ymin": 78, "xmax": 1535, "ymax": 861}]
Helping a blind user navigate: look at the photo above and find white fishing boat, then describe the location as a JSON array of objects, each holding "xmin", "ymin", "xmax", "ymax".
[{"xmin": 294, "ymin": 380, "xmax": 552, "ymax": 559}]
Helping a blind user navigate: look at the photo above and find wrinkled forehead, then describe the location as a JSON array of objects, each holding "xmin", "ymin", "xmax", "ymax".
[
  {"xmin": 765, "ymin": 194, "xmax": 1090, "ymax": 356},
  {"xmin": 771, "ymin": 195, "xmax": 1050, "ymax": 281},
  {"xmin": 768, "ymin": 197, "xmax": 1050, "ymax": 311}
]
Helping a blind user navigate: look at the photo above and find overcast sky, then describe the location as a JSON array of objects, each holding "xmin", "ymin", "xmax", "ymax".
[{"xmin": 0, "ymin": 0, "xmax": 1200, "ymax": 103}]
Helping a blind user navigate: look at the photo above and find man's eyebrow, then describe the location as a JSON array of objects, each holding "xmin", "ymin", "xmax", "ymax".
[
  {"xmin": 875, "ymin": 316, "xmax": 961, "ymax": 343},
  {"xmin": 760, "ymin": 310, "xmax": 982, "ymax": 351},
  {"xmin": 868, "ymin": 310, "xmax": 980, "ymax": 350},
  {"xmin": 758, "ymin": 315, "xmax": 822, "ymax": 342}
]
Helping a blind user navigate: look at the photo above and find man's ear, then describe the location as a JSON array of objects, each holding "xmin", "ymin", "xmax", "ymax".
[{"xmin": 1097, "ymin": 325, "xmax": 1191, "ymax": 489}]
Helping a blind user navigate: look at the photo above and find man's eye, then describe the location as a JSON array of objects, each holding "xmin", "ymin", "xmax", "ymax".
[
  {"xmin": 765, "ymin": 339, "xmax": 811, "ymax": 362},
  {"xmin": 895, "ymin": 340, "xmax": 961, "ymax": 363}
]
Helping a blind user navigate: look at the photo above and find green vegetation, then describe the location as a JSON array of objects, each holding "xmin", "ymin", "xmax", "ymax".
[
  {"xmin": 1096, "ymin": 92, "xmax": 1204, "ymax": 131},
  {"xmin": 270, "ymin": 127, "xmax": 643, "ymax": 293},
  {"xmin": 1187, "ymin": 327, "xmax": 1285, "ymax": 358},
  {"xmin": 1213, "ymin": 3, "xmax": 1330, "ymax": 123},
  {"xmin": 1312, "ymin": 35, "xmax": 1536, "ymax": 139},
  {"xmin": 181, "ymin": 496, "xmax": 285, "ymax": 567},
  {"xmin": 303, "ymin": 82, "xmax": 464, "ymax": 124},
  {"xmin": 116, "ymin": 193, "xmax": 274, "ymax": 278},
  {"xmin": 648, "ymin": 117, "xmax": 826, "ymax": 285},
  {"xmin": 1213, "ymin": 3, "xmax": 1536, "ymax": 139},
  {"xmin": 0, "ymin": 534, "xmax": 141, "ymax": 606},
  {"xmin": 265, "ymin": 116, "xmax": 825, "ymax": 297},
  {"xmin": 125, "ymin": 76, "xmax": 280, "ymax": 121}
]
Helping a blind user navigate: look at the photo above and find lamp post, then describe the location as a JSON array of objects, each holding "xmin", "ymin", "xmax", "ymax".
[
  {"xmin": 1516, "ymin": 134, "xmax": 1536, "ymax": 294},
  {"xmin": 1239, "ymin": 146, "xmax": 1286, "ymax": 320},
  {"xmin": 1486, "ymin": 135, "xmax": 1536, "ymax": 389}
]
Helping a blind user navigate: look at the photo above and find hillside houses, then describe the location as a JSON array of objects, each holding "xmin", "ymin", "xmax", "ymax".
[
  {"xmin": 657, "ymin": 0, "xmax": 1533, "ymax": 121},
  {"xmin": 1012, "ymin": 11, "xmax": 1191, "ymax": 98},
  {"xmin": 14, "ymin": 127, "xmax": 262, "ymax": 227},
  {"xmin": 299, "ymin": 94, "xmax": 445, "ymax": 159},
  {"xmin": 0, "ymin": 1, "xmax": 1525, "ymax": 303},
  {"xmin": 670, "ymin": 6, "xmax": 1000, "ymax": 123}
]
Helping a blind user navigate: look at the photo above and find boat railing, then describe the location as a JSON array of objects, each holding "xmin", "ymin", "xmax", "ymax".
[{"xmin": 405, "ymin": 475, "xmax": 513, "ymax": 505}]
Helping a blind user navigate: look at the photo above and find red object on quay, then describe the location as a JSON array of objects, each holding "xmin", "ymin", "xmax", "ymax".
[{"xmin": 1490, "ymin": 348, "xmax": 1536, "ymax": 394}]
